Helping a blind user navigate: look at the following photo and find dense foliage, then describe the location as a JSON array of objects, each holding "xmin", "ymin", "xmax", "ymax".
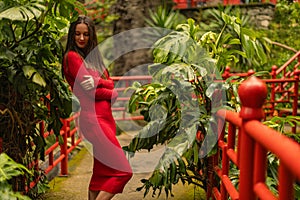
[
  {"xmin": 145, "ymin": 5, "xmax": 186, "ymax": 30},
  {"xmin": 125, "ymin": 4, "xmax": 300, "ymax": 198},
  {"xmin": 197, "ymin": 6, "xmax": 272, "ymax": 72},
  {"xmin": 0, "ymin": 0, "xmax": 84, "ymax": 196},
  {"xmin": 265, "ymin": 0, "xmax": 300, "ymax": 68},
  {"xmin": 125, "ymin": 11, "xmax": 268, "ymax": 197},
  {"xmin": 0, "ymin": 153, "xmax": 31, "ymax": 199}
]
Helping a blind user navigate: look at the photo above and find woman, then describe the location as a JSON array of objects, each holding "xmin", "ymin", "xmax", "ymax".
[{"xmin": 63, "ymin": 15, "xmax": 132, "ymax": 200}]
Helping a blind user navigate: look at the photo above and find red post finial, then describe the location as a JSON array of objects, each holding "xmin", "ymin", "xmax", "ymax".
[
  {"xmin": 238, "ymin": 76, "xmax": 268, "ymax": 120},
  {"xmin": 271, "ymin": 65, "xmax": 277, "ymax": 78},
  {"xmin": 247, "ymin": 69, "xmax": 255, "ymax": 76},
  {"xmin": 222, "ymin": 66, "xmax": 231, "ymax": 79}
]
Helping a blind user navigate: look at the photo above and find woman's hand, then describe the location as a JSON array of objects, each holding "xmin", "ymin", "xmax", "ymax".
[{"xmin": 80, "ymin": 75, "xmax": 94, "ymax": 90}]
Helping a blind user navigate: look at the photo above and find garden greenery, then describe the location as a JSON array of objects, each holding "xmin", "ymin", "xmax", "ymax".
[
  {"xmin": 0, "ymin": 0, "xmax": 84, "ymax": 196},
  {"xmin": 0, "ymin": 153, "xmax": 32, "ymax": 200},
  {"xmin": 125, "ymin": 10, "xmax": 269, "ymax": 197}
]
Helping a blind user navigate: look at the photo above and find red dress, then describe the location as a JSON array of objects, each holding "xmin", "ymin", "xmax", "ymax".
[{"xmin": 63, "ymin": 51, "xmax": 132, "ymax": 193}]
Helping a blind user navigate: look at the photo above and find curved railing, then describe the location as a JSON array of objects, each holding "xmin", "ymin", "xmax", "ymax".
[
  {"xmin": 207, "ymin": 76, "xmax": 300, "ymax": 200},
  {"xmin": 1, "ymin": 71, "xmax": 298, "ymax": 195},
  {"xmin": 222, "ymin": 50, "xmax": 300, "ymax": 133},
  {"xmin": 111, "ymin": 75, "xmax": 152, "ymax": 121}
]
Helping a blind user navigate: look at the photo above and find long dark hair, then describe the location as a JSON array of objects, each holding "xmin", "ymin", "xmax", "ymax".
[{"xmin": 64, "ymin": 15, "xmax": 106, "ymax": 75}]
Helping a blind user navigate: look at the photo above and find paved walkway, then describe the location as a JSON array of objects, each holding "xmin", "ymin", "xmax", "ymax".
[{"xmin": 41, "ymin": 133, "xmax": 206, "ymax": 200}]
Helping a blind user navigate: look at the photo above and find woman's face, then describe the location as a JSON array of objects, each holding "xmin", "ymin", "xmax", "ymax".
[{"xmin": 75, "ymin": 23, "xmax": 90, "ymax": 49}]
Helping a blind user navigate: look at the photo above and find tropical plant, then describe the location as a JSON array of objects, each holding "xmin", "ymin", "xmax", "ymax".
[
  {"xmin": 145, "ymin": 5, "xmax": 186, "ymax": 30},
  {"xmin": 0, "ymin": 153, "xmax": 32, "ymax": 200},
  {"xmin": 197, "ymin": 6, "xmax": 271, "ymax": 72},
  {"xmin": 263, "ymin": 0, "xmax": 300, "ymax": 68},
  {"xmin": 273, "ymin": 0, "xmax": 300, "ymax": 26},
  {"xmin": 0, "ymin": 0, "xmax": 84, "ymax": 196},
  {"xmin": 124, "ymin": 12, "xmax": 269, "ymax": 198},
  {"xmin": 264, "ymin": 116, "xmax": 300, "ymax": 197}
]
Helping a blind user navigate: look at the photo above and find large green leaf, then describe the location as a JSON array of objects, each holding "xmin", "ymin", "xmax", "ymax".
[
  {"xmin": 153, "ymin": 31, "xmax": 197, "ymax": 65},
  {"xmin": 0, "ymin": 1, "xmax": 45, "ymax": 21},
  {"xmin": 0, "ymin": 153, "xmax": 31, "ymax": 182},
  {"xmin": 22, "ymin": 65, "xmax": 46, "ymax": 87}
]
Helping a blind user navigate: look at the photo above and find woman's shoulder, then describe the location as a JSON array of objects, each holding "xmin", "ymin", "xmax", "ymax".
[{"xmin": 65, "ymin": 51, "xmax": 84, "ymax": 61}]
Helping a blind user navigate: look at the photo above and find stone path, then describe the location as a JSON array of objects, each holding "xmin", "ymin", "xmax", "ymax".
[{"xmin": 41, "ymin": 132, "xmax": 206, "ymax": 200}]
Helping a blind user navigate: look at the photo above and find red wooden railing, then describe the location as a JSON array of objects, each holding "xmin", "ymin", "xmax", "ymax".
[
  {"xmin": 26, "ymin": 76, "xmax": 152, "ymax": 190},
  {"xmin": 111, "ymin": 75, "xmax": 152, "ymax": 121},
  {"xmin": 207, "ymin": 76, "xmax": 300, "ymax": 200},
  {"xmin": 269, "ymin": 51, "xmax": 300, "ymax": 118},
  {"xmin": 27, "ymin": 112, "xmax": 82, "ymax": 190},
  {"xmin": 223, "ymin": 51, "xmax": 300, "ymax": 133},
  {"xmin": 224, "ymin": 68, "xmax": 299, "ymax": 132},
  {"xmin": 0, "ymin": 66, "xmax": 298, "ymax": 195},
  {"xmin": 42, "ymin": 112, "xmax": 81, "ymax": 176},
  {"xmin": 19, "ymin": 112, "xmax": 82, "ymax": 191}
]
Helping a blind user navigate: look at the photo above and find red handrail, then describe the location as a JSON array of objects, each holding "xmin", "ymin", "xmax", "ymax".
[
  {"xmin": 27, "ymin": 112, "xmax": 82, "ymax": 190},
  {"xmin": 111, "ymin": 75, "xmax": 152, "ymax": 121},
  {"xmin": 1, "ymin": 73, "xmax": 298, "ymax": 196},
  {"xmin": 41, "ymin": 112, "xmax": 82, "ymax": 176},
  {"xmin": 275, "ymin": 51, "xmax": 300, "ymax": 77},
  {"xmin": 222, "ymin": 63, "xmax": 299, "ymax": 133},
  {"xmin": 24, "ymin": 76, "xmax": 152, "ymax": 190},
  {"xmin": 208, "ymin": 76, "xmax": 300, "ymax": 200}
]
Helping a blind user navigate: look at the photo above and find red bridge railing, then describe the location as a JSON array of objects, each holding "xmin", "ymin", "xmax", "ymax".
[
  {"xmin": 43, "ymin": 112, "xmax": 81, "ymax": 176},
  {"xmin": 37, "ymin": 76, "xmax": 151, "ymax": 175},
  {"xmin": 1, "ymin": 72, "xmax": 298, "ymax": 195},
  {"xmin": 111, "ymin": 75, "xmax": 152, "ymax": 121},
  {"xmin": 28, "ymin": 112, "xmax": 82, "ymax": 190},
  {"xmin": 222, "ymin": 51, "xmax": 300, "ymax": 133},
  {"xmin": 207, "ymin": 76, "xmax": 300, "ymax": 200},
  {"xmin": 23, "ymin": 76, "xmax": 152, "ymax": 190},
  {"xmin": 269, "ymin": 51, "xmax": 300, "ymax": 120}
]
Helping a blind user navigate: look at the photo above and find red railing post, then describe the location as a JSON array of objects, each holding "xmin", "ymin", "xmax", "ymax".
[
  {"xmin": 238, "ymin": 76, "xmax": 268, "ymax": 200},
  {"xmin": 253, "ymin": 142, "xmax": 268, "ymax": 193},
  {"xmin": 220, "ymin": 142, "xmax": 229, "ymax": 200},
  {"xmin": 60, "ymin": 119, "xmax": 68, "ymax": 176},
  {"xmin": 278, "ymin": 163, "xmax": 295, "ymax": 200},
  {"xmin": 270, "ymin": 65, "xmax": 277, "ymax": 115},
  {"xmin": 222, "ymin": 66, "xmax": 231, "ymax": 79}
]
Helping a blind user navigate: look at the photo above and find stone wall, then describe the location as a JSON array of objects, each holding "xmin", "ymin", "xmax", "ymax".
[{"xmin": 239, "ymin": 3, "xmax": 275, "ymax": 29}]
